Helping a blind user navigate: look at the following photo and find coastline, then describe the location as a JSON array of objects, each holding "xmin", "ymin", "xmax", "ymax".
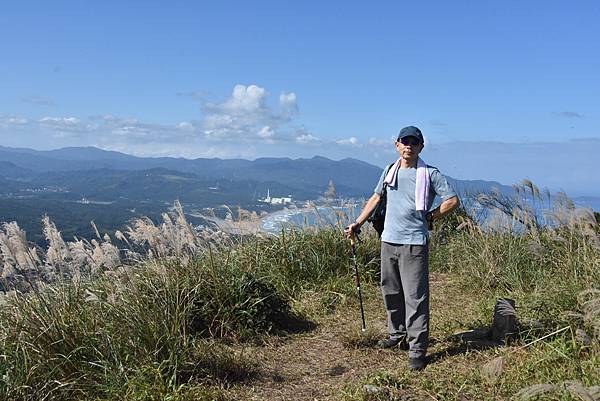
[
  {"xmin": 202, "ymin": 205, "xmax": 353, "ymax": 235},
  {"xmin": 200, "ymin": 214, "xmax": 267, "ymax": 236},
  {"xmin": 197, "ymin": 207, "xmax": 306, "ymax": 236},
  {"xmin": 199, "ymin": 204, "xmax": 355, "ymax": 235}
]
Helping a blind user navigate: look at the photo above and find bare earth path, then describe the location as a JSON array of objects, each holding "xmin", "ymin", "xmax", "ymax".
[{"xmin": 227, "ymin": 273, "xmax": 489, "ymax": 401}]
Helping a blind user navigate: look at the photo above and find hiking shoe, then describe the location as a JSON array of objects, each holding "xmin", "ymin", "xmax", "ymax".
[
  {"xmin": 377, "ymin": 337, "xmax": 409, "ymax": 350},
  {"xmin": 408, "ymin": 356, "xmax": 427, "ymax": 371}
]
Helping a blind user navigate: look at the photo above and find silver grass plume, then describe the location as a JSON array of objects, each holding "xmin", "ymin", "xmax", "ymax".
[
  {"xmin": 100, "ymin": 240, "xmax": 120, "ymax": 270},
  {"xmin": 66, "ymin": 239, "xmax": 95, "ymax": 271},
  {"xmin": 91, "ymin": 220, "xmax": 101, "ymax": 239},
  {"xmin": 123, "ymin": 201, "xmax": 204, "ymax": 260},
  {"xmin": 0, "ymin": 222, "xmax": 40, "ymax": 271},
  {"xmin": 114, "ymin": 230, "xmax": 131, "ymax": 248},
  {"xmin": 42, "ymin": 215, "xmax": 70, "ymax": 267},
  {"xmin": 88, "ymin": 239, "xmax": 119, "ymax": 273},
  {"xmin": 125, "ymin": 216, "xmax": 162, "ymax": 253},
  {"xmin": 174, "ymin": 200, "xmax": 199, "ymax": 251}
]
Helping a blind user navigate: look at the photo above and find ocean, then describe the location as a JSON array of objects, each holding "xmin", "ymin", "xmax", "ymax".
[{"xmin": 260, "ymin": 206, "xmax": 357, "ymax": 234}]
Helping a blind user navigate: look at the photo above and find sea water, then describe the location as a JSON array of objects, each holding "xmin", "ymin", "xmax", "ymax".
[
  {"xmin": 259, "ymin": 195, "xmax": 595, "ymax": 235},
  {"xmin": 260, "ymin": 206, "xmax": 357, "ymax": 234}
]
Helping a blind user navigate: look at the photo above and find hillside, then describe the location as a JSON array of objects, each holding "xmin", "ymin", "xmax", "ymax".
[{"xmin": 0, "ymin": 196, "xmax": 598, "ymax": 400}]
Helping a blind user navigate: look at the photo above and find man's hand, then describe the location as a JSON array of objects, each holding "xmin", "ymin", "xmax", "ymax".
[
  {"xmin": 344, "ymin": 222, "xmax": 361, "ymax": 238},
  {"xmin": 429, "ymin": 196, "xmax": 460, "ymax": 223}
]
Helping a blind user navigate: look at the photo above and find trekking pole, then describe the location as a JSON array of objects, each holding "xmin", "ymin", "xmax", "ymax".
[{"xmin": 349, "ymin": 226, "xmax": 367, "ymax": 332}]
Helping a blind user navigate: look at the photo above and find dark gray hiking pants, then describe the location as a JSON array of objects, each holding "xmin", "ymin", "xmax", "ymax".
[{"xmin": 381, "ymin": 241, "xmax": 429, "ymax": 359}]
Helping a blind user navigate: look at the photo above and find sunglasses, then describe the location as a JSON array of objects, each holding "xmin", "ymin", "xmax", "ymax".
[{"xmin": 399, "ymin": 136, "xmax": 422, "ymax": 146}]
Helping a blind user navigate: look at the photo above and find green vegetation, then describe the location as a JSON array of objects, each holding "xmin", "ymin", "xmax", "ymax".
[
  {"xmin": 0, "ymin": 202, "xmax": 379, "ymax": 400},
  {"xmin": 0, "ymin": 181, "xmax": 599, "ymax": 400},
  {"xmin": 344, "ymin": 181, "xmax": 600, "ymax": 400},
  {"xmin": 0, "ymin": 259, "xmax": 284, "ymax": 400}
]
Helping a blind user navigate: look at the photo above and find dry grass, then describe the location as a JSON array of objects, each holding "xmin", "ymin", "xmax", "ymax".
[{"xmin": 0, "ymin": 200, "xmax": 240, "ymax": 294}]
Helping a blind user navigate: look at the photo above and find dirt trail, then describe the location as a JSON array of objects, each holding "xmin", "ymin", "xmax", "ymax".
[{"xmin": 228, "ymin": 273, "xmax": 477, "ymax": 401}]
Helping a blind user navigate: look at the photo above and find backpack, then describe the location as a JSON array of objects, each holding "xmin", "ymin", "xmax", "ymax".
[{"xmin": 367, "ymin": 163, "xmax": 394, "ymax": 237}]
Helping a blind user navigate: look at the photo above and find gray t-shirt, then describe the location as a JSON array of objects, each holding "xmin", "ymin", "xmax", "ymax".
[{"xmin": 374, "ymin": 165, "xmax": 457, "ymax": 245}]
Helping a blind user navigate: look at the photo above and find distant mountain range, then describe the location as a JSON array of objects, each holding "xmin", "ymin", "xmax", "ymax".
[
  {"xmin": 0, "ymin": 145, "xmax": 517, "ymax": 199},
  {"xmin": 0, "ymin": 145, "xmax": 598, "ymax": 212}
]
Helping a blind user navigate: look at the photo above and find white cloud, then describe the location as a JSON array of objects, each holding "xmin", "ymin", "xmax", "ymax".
[
  {"xmin": 95, "ymin": 114, "xmax": 138, "ymax": 124},
  {"xmin": 1, "ymin": 114, "xmax": 198, "ymax": 147},
  {"xmin": 38, "ymin": 116, "xmax": 88, "ymax": 137},
  {"xmin": 227, "ymin": 84, "xmax": 267, "ymax": 111},
  {"xmin": 0, "ymin": 85, "xmax": 379, "ymax": 165},
  {"xmin": 7, "ymin": 117, "xmax": 28, "ymax": 124},
  {"xmin": 336, "ymin": 136, "xmax": 359, "ymax": 146},
  {"xmin": 200, "ymin": 84, "xmax": 300, "ymax": 142},
  {"xmin": 296, "ymin": 133, "xmax": 319, "ymax": 143},
  {"xmin": 40, "ymin": 116, "xmax": 81, "ymax": 125},
  {"xmin": 368, "ymin": 136, "xmax": 394, "ymax": 147},
  {"xmin": 258, "ymin": 126, "xmax": 275, "ymax": 138},
  {"xmin": 279, "ymin": 92, "xmax": 298, "ymax": 115},
  {"xmin": 177, "ymin": 121, "xmax": 194, "ymax": 130}
]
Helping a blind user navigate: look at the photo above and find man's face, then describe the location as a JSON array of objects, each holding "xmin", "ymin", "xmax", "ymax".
[{"xmin": 395, "ymin": 136, "xmax": 424, "ymax": 160}]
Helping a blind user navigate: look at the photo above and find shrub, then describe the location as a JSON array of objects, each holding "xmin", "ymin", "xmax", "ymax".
[{"xmin": 0, "ymin": 255, "xmax": 289, "ymax": 399}]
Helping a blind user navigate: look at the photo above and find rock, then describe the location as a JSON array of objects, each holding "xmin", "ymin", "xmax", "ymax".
[
  {"xmin": 364, "ymin": 384, "xmax": 386, "ymax": 394},
  {"xmin": 515, "ymin": 384, "xmax": 558, "ymax": 400},
  {"xmin": 491, "ymin": 298, "xmax": 518, "ymax": 344},
  {"xmin": 587, "ymin": 385, "xmax": 600, "ymax": 399},
  {"xmin": 564, "ymin": 380, "xmax": 595, "ymax": 401}
]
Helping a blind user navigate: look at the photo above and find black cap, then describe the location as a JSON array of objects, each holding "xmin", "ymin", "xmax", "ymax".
[{"xmin": 397, "ymin": 126, "xmax": 424, "ymax": 142}]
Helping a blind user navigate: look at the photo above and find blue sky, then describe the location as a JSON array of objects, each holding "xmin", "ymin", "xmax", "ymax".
[{"xmin": 0, "ymin": 1, "xmax": 598, "ymax": 195}]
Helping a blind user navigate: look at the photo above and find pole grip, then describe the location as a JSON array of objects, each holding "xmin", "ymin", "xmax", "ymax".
[{"xmin": 348, "ymin": 224, "xmax": 360, "ymax": 246}]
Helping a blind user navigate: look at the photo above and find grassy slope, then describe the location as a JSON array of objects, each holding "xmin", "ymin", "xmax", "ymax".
[{"xmin": 0, "ymin": 205, "xmax": 599, "ymax": 400}]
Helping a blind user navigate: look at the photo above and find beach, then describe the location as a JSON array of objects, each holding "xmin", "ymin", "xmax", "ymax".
[{"xmin": 200, "ymin": 205, "xmax": 357, "ymax": 235}]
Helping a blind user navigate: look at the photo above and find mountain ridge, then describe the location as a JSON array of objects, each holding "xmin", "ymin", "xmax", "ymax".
[{"xmin": 0, "ymin": 145, "xmax": 543, "ymax": 198}]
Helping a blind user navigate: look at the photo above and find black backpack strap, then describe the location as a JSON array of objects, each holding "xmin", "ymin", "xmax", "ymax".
[
  {"xmin": 368, "ymin": 162, "xmax": 395, "ymax": 237},
  {"xmin": 381, "ymin": 162, "xmax": 395, "ymax": 192}
]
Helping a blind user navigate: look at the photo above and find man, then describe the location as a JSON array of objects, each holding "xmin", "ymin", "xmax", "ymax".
[{"xmin": 345, "ymin": 126, "xmax": 459, "ymax": 370}]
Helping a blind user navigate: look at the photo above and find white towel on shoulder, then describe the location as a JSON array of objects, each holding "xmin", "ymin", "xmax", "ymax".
[{"xmin": 383, "ymin": 157, "xmax": 430, "ymax": 211}]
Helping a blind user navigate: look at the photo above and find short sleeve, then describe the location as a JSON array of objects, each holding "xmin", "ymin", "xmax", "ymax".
[
  {"xmin": 373, "ymin": 168, "xmax": 386, "ymax": 195},
  {"xmin": 430, "ymin": 168, "xmax": 457, "ymax": 201}
]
